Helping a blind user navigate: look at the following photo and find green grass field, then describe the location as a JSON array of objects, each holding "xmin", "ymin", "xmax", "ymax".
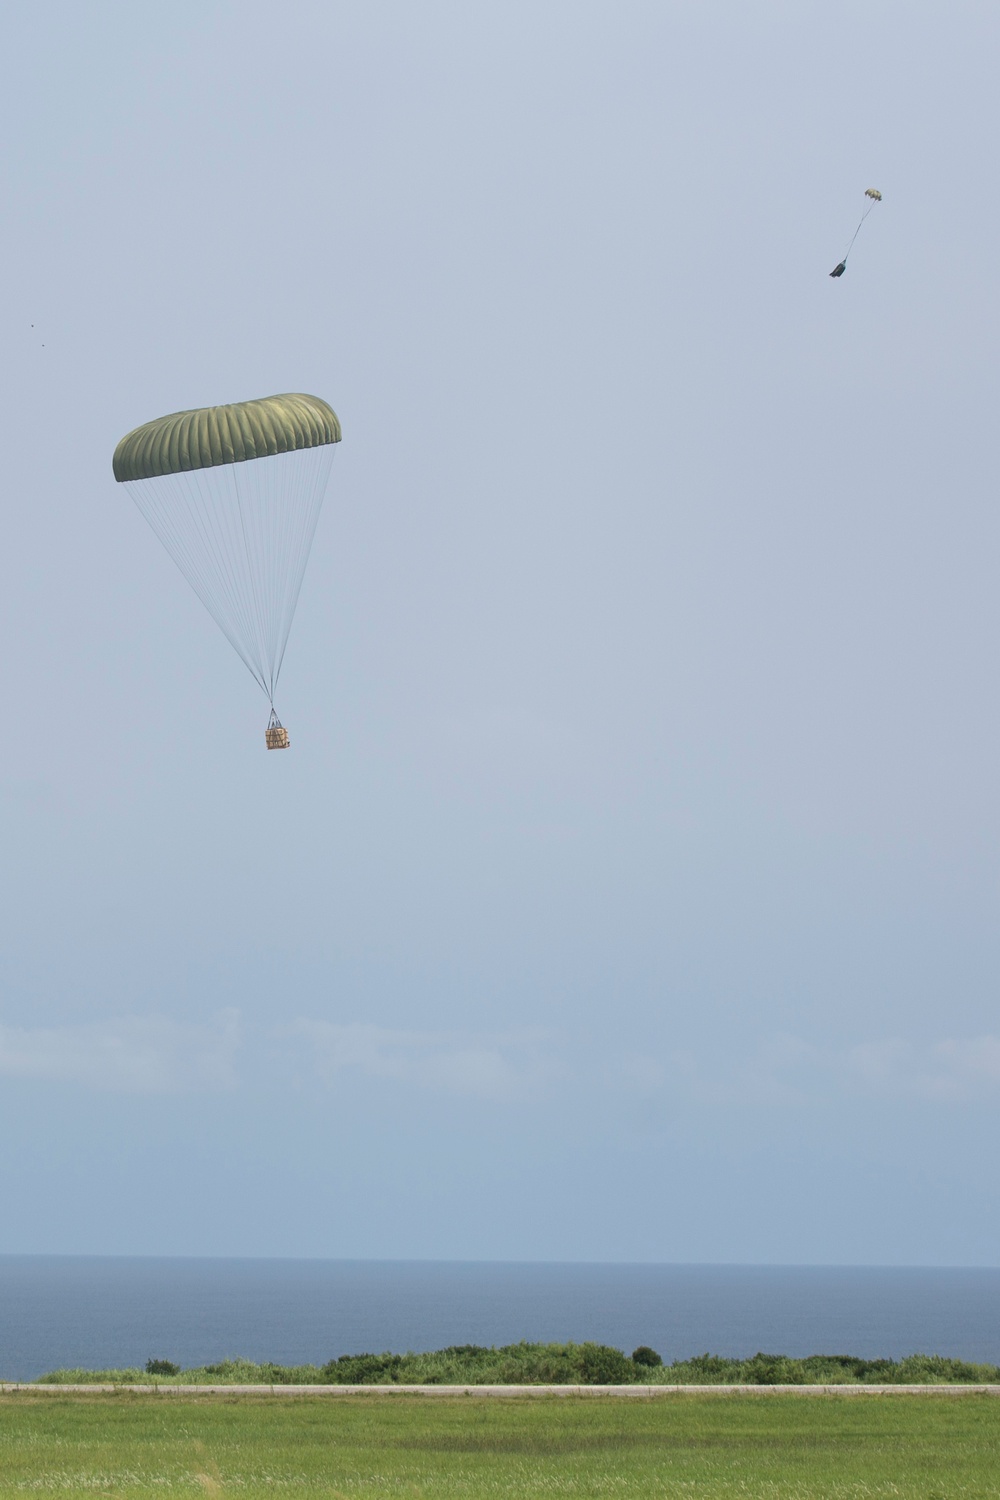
[{"xmin": 0, "ymin": 1392, "xmax": 998, "ymax": 1497}]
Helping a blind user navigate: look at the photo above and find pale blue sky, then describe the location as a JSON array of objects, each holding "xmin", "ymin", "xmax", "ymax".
[{"xmin": 1, "ymin": 0, "xmax": 999, "ymax": 1262}]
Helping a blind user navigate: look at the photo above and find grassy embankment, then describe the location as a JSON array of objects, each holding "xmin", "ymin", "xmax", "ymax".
[
  {"xmin": 35, "ymin": 1341, "xmax": 1000, "ymax": 1385},
  {"xmin": 0, "ymin": 1390, "xmax": 999, "ymax": 1497}
]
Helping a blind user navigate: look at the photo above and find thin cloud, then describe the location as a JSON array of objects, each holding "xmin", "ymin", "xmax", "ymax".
[
  {"xmin": 847, "ymin": 1035, "xmax": 1000, "ymax": 1102},
  {"xmin": 289, "ymin": 1020, "xmax": 556, "ymax": 1101},
  {"xmin": 656, "ymin": 1032, "xmax": 822, "ymax": 1108},
  {"xmin": 656, "ymin": 1031, "xmax": 1000, "ymax": 1108},
  {"xmin": 0, "ymin": 1011, "xmax": 240, "ymax": 1094}
]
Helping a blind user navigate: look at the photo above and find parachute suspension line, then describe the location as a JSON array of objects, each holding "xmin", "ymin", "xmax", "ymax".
[
  {"xmin": 841, "ymin": 218, "xmax": 864, "ymax": 263},
  {"xmin": 190, "ymin": 461, "xmax": 270, "ymax": 693},
  {"xmin": 129, "ymin": 466, "xmax": 271, "ymax": 697},
  {"xmin": 273, "ymin": 444, "xmax": 333, "ymax": 688},
  {"xmin": 125, "ymin": 444, "xmax": 335, "ymax": 704},
  {"xmin": 840, "ymin": 190, "xmax": 881, "ymax": 266},
  {"xmin": 230, "ymin": 441, "xmax": 332, "ymax": 700},
  {"xmin": 845, "ymin": 201, "xmax": 875, "ymax": 262}
]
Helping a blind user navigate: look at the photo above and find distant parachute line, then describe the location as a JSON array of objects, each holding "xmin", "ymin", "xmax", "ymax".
[
  {"xmin": 829, "ymin": 187, "xmax": 882, "ymax": 277},
  {"xmin": 114, "ymin": 393, "xmax": 341, "ymax": 747}
]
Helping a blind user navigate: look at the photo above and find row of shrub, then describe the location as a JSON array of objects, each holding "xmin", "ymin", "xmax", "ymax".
[{"xmin": 34, "ymin": 1342, "xmax": 1000, "ymax": 1386}]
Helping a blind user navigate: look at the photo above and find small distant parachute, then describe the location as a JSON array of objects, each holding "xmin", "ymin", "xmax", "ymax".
[
  {"xmin": 829, "ymin": 188, "xmax": 882, "ymax": 277},
  {"xmin": 114, "ymin": 393, "xmax": 341, "ymax": 749}
]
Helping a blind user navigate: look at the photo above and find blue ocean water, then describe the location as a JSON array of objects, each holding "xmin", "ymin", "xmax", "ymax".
[{"xmin": 1, "ymin": 1259, "xmax": 999, "ymax": 1382}]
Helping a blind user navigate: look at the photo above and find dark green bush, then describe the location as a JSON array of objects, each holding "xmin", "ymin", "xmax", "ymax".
[
  {"xmin": 893, "ymin": 1354, "xmax": 993, "ymax": 1384},
  {"xmin": 676, "ymin": 1353, "xmax": 738, "ymax": 1382},
  {"xmin": 322, "ymin": 1353, "xmax": 405, "ymax": 1384},
  {"xmin": 799, "ymin": 1354, "xmax": 872, "ymax": 1380},
  {"xmin": 576, "ymin": 1343, "xmax": 636, "ymax": 1384},
  {"xmin": 742, "ymin": 1353, "xmax": 807, "ymax": 1385},
  {"xmin": 37, "ymin": 1343, "xmax": 1000, "ymax": 1388}
]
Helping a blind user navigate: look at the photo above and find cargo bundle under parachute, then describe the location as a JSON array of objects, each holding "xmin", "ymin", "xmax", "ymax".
[
  {"xmin": 265, "ymin": 711, "xmax": 290, "ymax": 751},
  {"xmin": 113, "ymin": 393, "xmax": 341, "ymax": 748},
  {"xmin": 829, "ymin": 188, "xmax": 882, "ymax": 278}
]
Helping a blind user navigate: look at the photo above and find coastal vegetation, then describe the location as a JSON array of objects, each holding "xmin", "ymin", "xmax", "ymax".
[
  {"xmin": 0, "ymin": 1390, "xmax": 998, "ymax": 1497},
  {"xmin": 32, "ymin": 1341, "xmax": 1000, "ymax": 1385}
]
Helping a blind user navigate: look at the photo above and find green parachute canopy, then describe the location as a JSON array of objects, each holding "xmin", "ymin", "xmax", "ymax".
[
  {"xmin": 114, "ymin": 392, "xmax": 341, "ymax": 736},
  {"xmin": 113, "ymin": 392, "xmax": 341, "ymax": 482}
]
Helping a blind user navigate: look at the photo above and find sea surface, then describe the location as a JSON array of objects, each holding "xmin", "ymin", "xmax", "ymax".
[{"xmin": 1, "ymin": 1259, "xmax": 999, "ymax": 1382}]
